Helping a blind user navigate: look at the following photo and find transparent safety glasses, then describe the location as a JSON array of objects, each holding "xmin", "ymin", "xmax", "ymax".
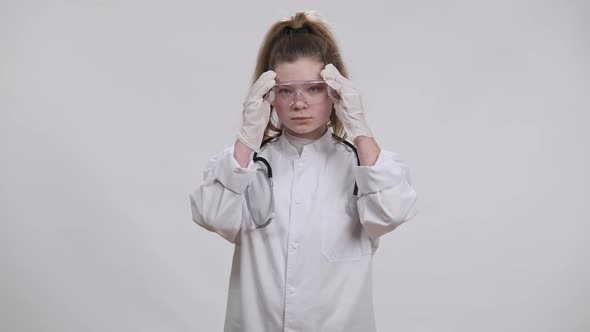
[{"xmin": 271, "ymin": 80, "xmax": 331, "ymax": 107}]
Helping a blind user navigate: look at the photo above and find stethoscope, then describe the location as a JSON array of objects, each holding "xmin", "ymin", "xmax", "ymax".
[{"xmin": 248, "ymin": 132, "xmax": 360, "ymax": 229}]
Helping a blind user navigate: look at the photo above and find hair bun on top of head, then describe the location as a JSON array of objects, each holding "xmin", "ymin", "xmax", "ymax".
[{"xmin": 283, "ymin": 26, "xmax": 310, "ymax": 35}]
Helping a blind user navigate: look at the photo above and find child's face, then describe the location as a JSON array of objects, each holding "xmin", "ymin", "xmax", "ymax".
[{"xmin": 272, "ymin": 57, "xmax": 333, "ymax": 139}]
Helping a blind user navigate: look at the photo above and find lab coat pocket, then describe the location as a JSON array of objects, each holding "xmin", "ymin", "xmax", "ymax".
[{"xmin": 320, "ymin": 199, "xmax": 371, "ymax": 263}]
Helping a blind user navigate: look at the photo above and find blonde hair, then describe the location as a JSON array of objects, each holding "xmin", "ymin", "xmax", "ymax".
[{"xmin": 252, "ymin": 11, "xmax": 349, "ymax": 145}]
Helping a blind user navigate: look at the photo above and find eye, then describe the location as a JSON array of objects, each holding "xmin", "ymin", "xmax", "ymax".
[
  {"xmin": 278, "ymin": 88, "xmax": 292, "ymax": 95},
  {"xmin": 308, "ymin": 85, "xmax": 325, "ymax": 93}
]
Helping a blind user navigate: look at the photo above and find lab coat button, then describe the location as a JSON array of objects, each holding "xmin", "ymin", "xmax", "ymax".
[{"xmin": 291, "ymin": 243, "xmax": 298, "ymax": 249}]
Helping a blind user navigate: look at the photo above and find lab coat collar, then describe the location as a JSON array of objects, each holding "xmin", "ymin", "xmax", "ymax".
[{"xmin": 278, "ymin": 126, "xmax": 335, "ymax": 160}]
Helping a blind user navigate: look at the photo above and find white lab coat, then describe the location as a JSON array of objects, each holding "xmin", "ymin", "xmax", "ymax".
[{"xmin": 189, "ymin": 127, "xmax": 417, "ymax": 332}]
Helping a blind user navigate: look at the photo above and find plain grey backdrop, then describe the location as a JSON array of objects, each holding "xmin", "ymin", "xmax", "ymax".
[{"xmin": 1, "ymin": 0, "xmax": 588, "ymax": 331}]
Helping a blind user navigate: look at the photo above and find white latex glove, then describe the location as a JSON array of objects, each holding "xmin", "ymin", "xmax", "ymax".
[
  {"xmin": 320, "ymin": 64, "xmax": 373, "ymax": 142},
  {"xmin": 236, "ymin": 70, "xmax": 276, "ymax": 153}
]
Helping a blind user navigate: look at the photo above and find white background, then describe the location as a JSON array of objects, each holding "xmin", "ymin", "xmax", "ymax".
[{"xmin": 1, "ymin": 1, "xmax": 588, "ymax": 331}]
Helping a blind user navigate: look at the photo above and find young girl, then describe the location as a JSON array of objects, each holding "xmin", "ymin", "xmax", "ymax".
[{"xmin": 190, "ymin": 11, "xmax": 417, "ymax": 332}]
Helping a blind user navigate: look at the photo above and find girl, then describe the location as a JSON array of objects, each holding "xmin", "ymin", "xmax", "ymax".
[{"xmin": 190, "ymin": 11, "xmax": 417, "ymax": 332}]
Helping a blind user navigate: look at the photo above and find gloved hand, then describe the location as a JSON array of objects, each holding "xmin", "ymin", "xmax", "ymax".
[
  {"xmin": 236, "ymin": 70, "xmax": 276, "ymax": 153},
  {"xmin": 320, "ymin": 64, "xmax": 373, "ymax": 142}
]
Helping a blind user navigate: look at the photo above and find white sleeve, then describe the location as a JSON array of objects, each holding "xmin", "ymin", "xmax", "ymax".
[
  {"xmin": 353, "ymin": 149, "xmax": 418, "ymax": 240},
  {"xmin": 189, "ymin": 145, "xmax": 257, "ymax": 244}
]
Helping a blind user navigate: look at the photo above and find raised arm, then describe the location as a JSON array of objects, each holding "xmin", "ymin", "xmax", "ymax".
[
  {"xmin": 353, "ymin": 149, "xmax": 418, "ymax": 240},
  {"xmin": 189, "ymin": 144, "xmax": 257, "ymax": 243}
]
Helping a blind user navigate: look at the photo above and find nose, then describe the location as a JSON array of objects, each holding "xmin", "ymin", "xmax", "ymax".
[{"xmin": 289, "ymin": 91, "xmax": 308, "ymax": 109}]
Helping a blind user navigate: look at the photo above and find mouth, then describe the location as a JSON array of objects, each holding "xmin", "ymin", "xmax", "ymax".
[{"xmin": 292, "ymin": 117, "xmax": 311, "ymax": 120}]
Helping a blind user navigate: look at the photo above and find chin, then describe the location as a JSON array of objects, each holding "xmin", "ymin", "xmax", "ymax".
[{"xmin": 284, "ymin": 122, "xmax": 327, "ymax": 137}]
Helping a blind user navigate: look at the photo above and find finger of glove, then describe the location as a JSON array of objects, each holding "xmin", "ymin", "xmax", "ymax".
[
  {"xmin": 320, "ymin": 64, "xmax": 344, "ymax": 80},
  {"xmin": 321, "ymin": 65, "xmax": 355, "ymax": 93},
  {"xmin": 251, "ymin": 71, "xmax": 276, "ymax": 97},
  {"xmin": 320, "ymin": 64, "xmax": 353, "ymax": 86},
  {"xmin": 244, "ymin": 96, "xmax": 270, "ymax": 115},
  {"xmin": 323, "ymin": 78, "xmax": 346, "ymax": 94}
]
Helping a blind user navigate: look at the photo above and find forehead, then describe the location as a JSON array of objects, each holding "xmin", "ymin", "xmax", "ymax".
[{"xmin": 274, "ymin": 58, "xmax": 324, "ymax": 83}]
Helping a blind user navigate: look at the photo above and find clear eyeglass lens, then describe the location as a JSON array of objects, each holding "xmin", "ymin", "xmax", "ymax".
[{"xmin": 272, "ymin": 81, "xmax": 329, "ymax": 106}]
